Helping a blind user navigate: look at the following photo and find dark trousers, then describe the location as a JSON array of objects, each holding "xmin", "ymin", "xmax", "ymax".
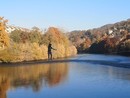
[{"xmin": 48, "ymin": 52, "xmax": 52, "ymax": 60}]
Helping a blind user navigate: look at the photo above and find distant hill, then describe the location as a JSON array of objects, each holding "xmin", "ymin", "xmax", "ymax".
[{"xmin": 68, "ymin": 19, "xmax": 130, "ymax": 56}]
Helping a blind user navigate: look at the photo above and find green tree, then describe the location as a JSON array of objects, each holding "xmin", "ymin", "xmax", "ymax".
[
  {"xmin": 10, "ymin": 30, "xmax": 22, "ymax": 43},
  {"xmin": 29, "ymin": 27, "xmax": 42, "ymax": 44}
]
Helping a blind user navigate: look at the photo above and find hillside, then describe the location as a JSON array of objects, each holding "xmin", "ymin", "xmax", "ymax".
[{"xmin": 68, "ymin": 19, "xmax": 130, "ymax": 56}]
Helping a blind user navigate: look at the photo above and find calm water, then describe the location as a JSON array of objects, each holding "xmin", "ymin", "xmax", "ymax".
[{"xmin": 0, "ymin": 54, "xmax": 130, "ymax": 98}]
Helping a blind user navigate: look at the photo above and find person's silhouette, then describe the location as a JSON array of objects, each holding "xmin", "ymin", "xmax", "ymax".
[{"xmin": 48, "ymin": 43, "xmax": 56, "ymax": 60}]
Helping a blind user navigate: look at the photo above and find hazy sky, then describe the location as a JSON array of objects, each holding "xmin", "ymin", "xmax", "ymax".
[{"xmin": 1, "ymin": 0, "xmax": 130, "ymax": 31}]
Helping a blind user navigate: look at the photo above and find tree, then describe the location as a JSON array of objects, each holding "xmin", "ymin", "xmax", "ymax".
[
  {"xmin": 10, "ymin": 30, "xmax": 22, "ymax": 43},
  {"xmin": 29, "ymin": 27, "xmax": 42, "ymax": 44},
  {"xmin": 0, "ymin": 17, "xmax": 10, "ymax": 48},
  {"xmin": 41, "ymin": 27, "xmax": 69, "ymax": 46}
]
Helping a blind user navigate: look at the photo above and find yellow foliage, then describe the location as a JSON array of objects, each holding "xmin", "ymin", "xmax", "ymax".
[
  {"xmin": 0, "ymin": 27, "xmax": 77, "ymax": 63},
  {"xmin": 0, "ymin": 63, "xmax": 68, "ymax": 92},
  {"xmin": 0, "ymin": 17, "xmax": 10, "ymax": 48}
]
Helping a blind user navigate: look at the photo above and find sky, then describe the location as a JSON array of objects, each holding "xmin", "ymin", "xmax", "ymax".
[{"xmin": 1, "ymin": 0, "xmax": 130, "ymax": 31}]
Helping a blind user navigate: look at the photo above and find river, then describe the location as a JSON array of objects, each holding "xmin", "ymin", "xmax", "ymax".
[{"xmin": 0, "ymin": 54, "xmax": 130, "ymax": 98}]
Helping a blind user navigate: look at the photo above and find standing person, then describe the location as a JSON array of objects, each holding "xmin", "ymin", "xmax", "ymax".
[{"xmin": 48, "ymin": 43, "xmax": 56, "ymax": 60}]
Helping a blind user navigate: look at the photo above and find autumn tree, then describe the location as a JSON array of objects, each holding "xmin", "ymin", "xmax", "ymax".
[
  {"xmin": 41, "ymin": 27, "xmax": 69, "ymax": 46},
  {"xmin": 78, "ymin": 37, "xmax": 91, "ymax": 53},
  {"xmin": 0, "ymin": 17, "xmax": 10, "ymax": 48}
]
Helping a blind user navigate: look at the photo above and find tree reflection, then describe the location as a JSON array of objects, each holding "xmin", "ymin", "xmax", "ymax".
[
  {"xmin": 0, "ymin": 79, "xmax": 10, "ymax": 98},
  {"xmin": 0, "ymin": 63, "xmax": 68, "ymax": 98}
]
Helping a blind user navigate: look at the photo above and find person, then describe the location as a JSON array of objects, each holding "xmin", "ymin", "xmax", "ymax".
[{"xmin": 48, "ymin": 43, "xmax": 56, "ymax": 60}]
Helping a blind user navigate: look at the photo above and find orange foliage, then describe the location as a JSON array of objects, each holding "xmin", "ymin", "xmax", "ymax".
[
  {"xmin": 0, "ymin": 63, "xmax": 68, "ymax": 93},
  {"xmin": 0, "ymin": 17, "xmax": 10, "ymax": 48}
]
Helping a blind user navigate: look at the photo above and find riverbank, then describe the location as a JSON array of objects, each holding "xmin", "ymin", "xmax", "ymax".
[{"xmin": 1, "ymin": 54, "xmax": 130, "ymax": 69}]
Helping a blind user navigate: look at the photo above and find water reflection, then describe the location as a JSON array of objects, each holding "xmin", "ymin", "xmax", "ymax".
[
  {"xmin": 1, "ymin": 54, "xmax": 130, "ymax": 98},
  {"xmin": 0, "ymin": 63, "xmax": 68, "ymax": 98}
]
